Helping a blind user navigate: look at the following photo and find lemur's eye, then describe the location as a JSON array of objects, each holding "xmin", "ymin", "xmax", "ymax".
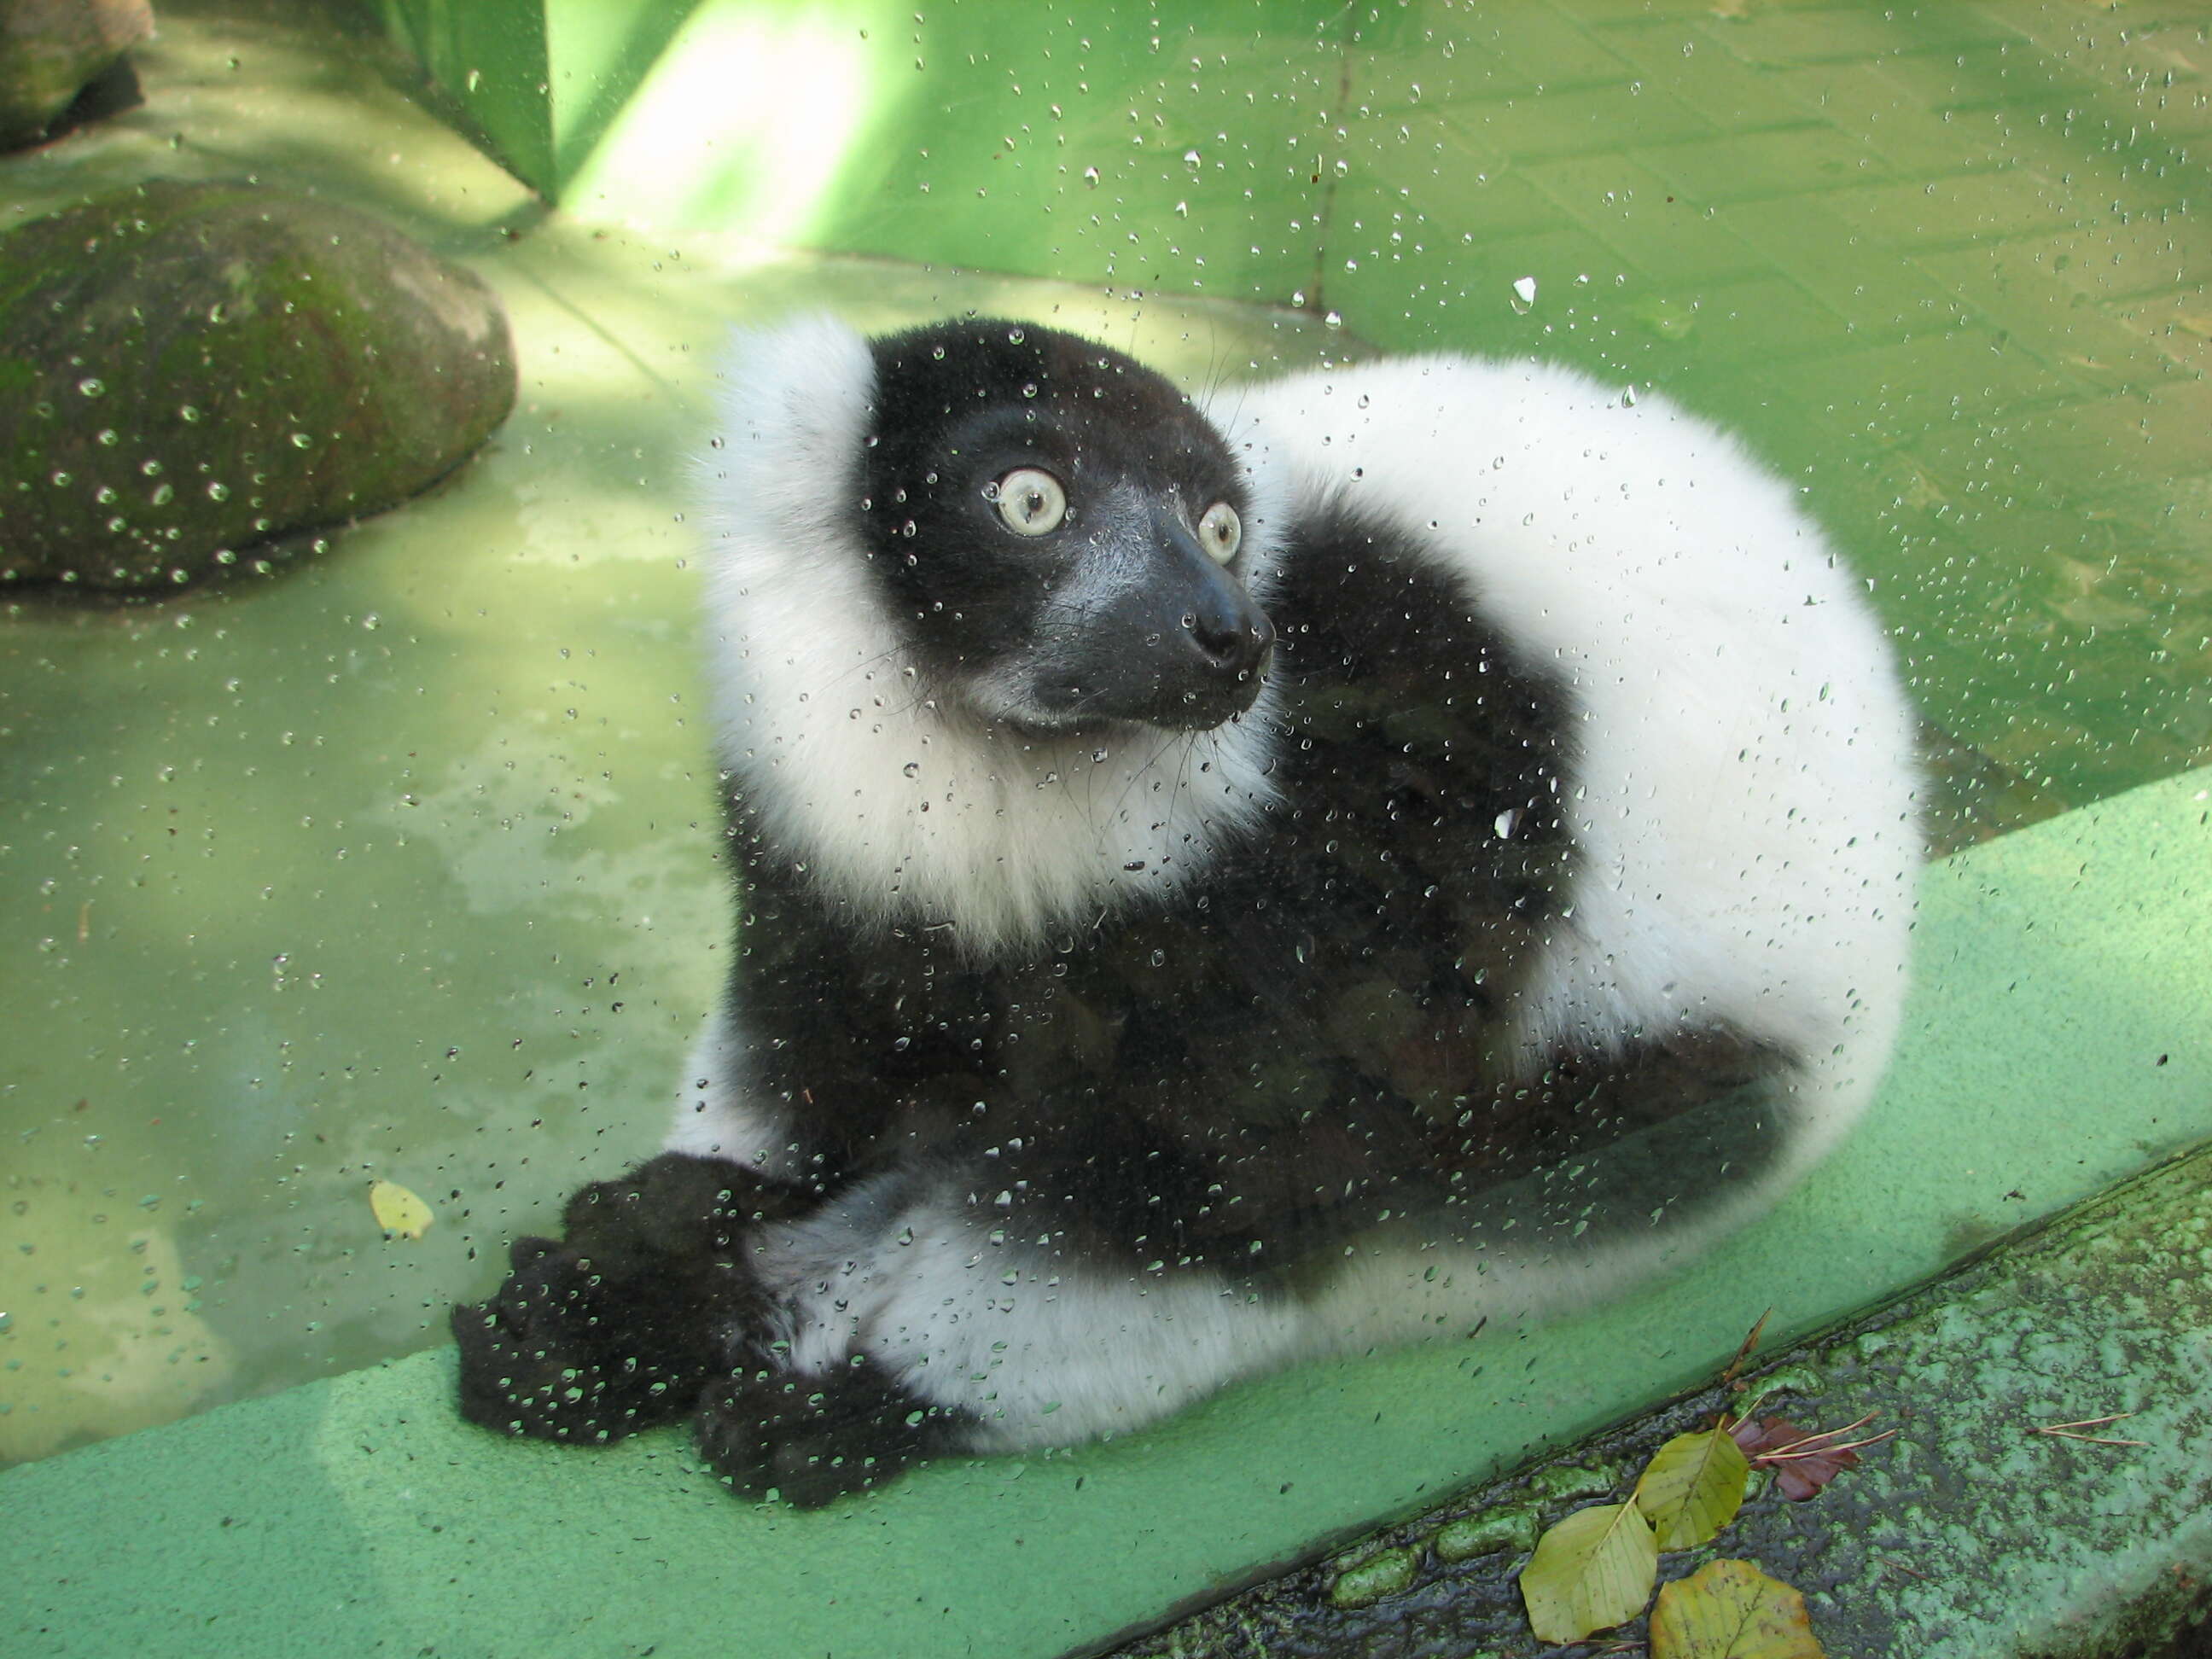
[
  {"xmin": 1197, "ymin": 501, "xmax": 1242, "ymax": 563},
  {"xmin": 990, "ymin": 468, "xmax": 1067, "ymax": 537}
]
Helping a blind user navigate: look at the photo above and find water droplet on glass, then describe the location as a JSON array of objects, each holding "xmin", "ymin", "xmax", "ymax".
[
  {"xmin": 1082, "ymin": 166, "xmax": 1100, "ymax": 187},
  {"xmin": 1621, "ymin": 386, "xmax": 1638, "ymax": 408},
  {"xmin": 902, "ymin": 761, "xmax": 920, "ymax": 777},
  {"xmin": 466, "ymin": 67, "xmax": 482, "ymax": 92},
  {"xmin": 289, "ymin": 432, "xmax": 312, "ymax": 449},
  {"xmin": 1494, "ymin": 808, "xmax": 1522, "ymax": 839},
  {"xmin": 149, "ymin": 483, "xmax": 173, "ymax": 506},
  {"xmin": 96, "ymin": 428, "xmax": 118, "ymax": 446},
  {"xmin": 1324, "ymin": 311, "xmax": 1342, "ymax": 329},
  {"xmin": 178, "ymin": 405, "xmax": 201, "ymax": 423},
  {"xmin": 77, "ymin": 378, "xmax": 105, "ymax": 398},
  {"xmin": 48, "ymin": 469, "xmax": 70, "ymax": 487},
  {"xmin": 207, "ymin": 481, "xmax": 230, "ymax": 501},
  {"xmin": 1510, "ymin": 275, "xmax": 1538, "ymax": 312},
  {"xmin": 1008, "ymin": 327, "xmax": 1025, "ymax": 344},
  {"xmin": 1022, "ymin": 382, "xmax": 1038, "ymax": 398}
]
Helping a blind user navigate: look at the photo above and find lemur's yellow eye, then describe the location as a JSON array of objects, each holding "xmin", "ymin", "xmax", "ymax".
[
  {"xmin": 992, "ymin": 469, "xmax": 1067, "ymax": 537},
  {"xmin": 1197, "ymin": 501, "xmax": 1242, "ymax": 563}
]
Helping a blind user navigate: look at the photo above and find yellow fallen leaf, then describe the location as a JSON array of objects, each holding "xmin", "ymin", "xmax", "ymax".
[
  {"xmin": 1635, "ymin": 1426, "xmax": 1751, "ymax": 1549},
  {"xmin": 1521, "ymin": 1501, "xmax": 1659, "ymax": 1644},
  {"xmin": 369, "ymin": 1179, "xmax": 434, "ymax": 1240},
  {"xmin": 1650, "ymin": 1558, "xmax": 1825, "ymax": 1657}
]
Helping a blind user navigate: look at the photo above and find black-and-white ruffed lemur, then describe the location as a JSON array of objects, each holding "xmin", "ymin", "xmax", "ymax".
[{"xmin": 452, "ymin": 316, "xmax": 1920, "ymax": 1506}]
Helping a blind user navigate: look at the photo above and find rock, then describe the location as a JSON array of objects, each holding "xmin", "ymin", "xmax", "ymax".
[
  {"xmin": 0, "ymin": 178, "xmax": 516, "ymax": 589},
  {"xmin": 0, "ymin": 0, "xmax": 153, "ymax": 149}
]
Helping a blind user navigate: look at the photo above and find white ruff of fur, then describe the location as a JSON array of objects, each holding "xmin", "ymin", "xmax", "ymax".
[{"xmin": 694, "ymin": 317, "xmax": 1287, "ymax": 956}]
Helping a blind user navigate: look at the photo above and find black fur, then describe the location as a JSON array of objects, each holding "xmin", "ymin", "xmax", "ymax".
[{"xmin": 696, "ymin": 1356, "xmax": 975, "ymax": 1506}]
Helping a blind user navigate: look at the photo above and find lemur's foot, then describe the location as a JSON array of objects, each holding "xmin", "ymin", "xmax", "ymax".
[
  {"xmin": 695, "ymin": 1355, "xmax": 976, "ymax": 1508},
  {"xmin": 452, "ymin": 1153, "xmax": 806, "ymax": 1445}
]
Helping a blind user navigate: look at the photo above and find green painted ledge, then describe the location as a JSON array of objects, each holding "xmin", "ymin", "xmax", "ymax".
[
  {"xmin": 3, "ymin": 763, "xmax": 2209, "ymax": 1659},
  {"xmin": 1121, "ymin": 1138, "xmax": 2212, "ymax": 1658}
]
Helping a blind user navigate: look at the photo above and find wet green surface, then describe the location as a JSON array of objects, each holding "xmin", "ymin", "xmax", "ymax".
[
  {"xmin": 2, "ymin": 1, "xmax": 2209, "ymax": 1654},
  {"xmin": 0, "ymin": 3, "xmax": 1348, "ymax": 1467},
  {"xmin": 5, "ymin": 760, "xmax": 2208, "ymax": 1659}
]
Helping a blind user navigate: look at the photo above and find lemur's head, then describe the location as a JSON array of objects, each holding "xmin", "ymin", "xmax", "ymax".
[{"xmin": 853, "ymin": 319, "xmax": 1274, "ymax": 733}]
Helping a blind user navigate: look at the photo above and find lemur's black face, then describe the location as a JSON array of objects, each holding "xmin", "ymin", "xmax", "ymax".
[{"xmin": 855, "ymin": 319, "xmax": 1273, "ymax": 733}]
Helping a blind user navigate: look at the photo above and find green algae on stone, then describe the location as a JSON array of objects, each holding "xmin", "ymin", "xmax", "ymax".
[
  {"xmin": 1434, "ymin": 1505, "xmax": 1541, "ymax": 1563},
  {"xmin": 1329, "ymin": 1545, "xmax": 1418, "ymax": 1610},
  {"xmin": 0, "ymin": 178, "xmax": 515, "ymax": 589},
  {"xmin": 0, "ymin": 0, "xmax": 150, "ymax": 148}
]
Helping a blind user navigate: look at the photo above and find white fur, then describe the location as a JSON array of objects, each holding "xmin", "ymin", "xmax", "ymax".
[
  {"xmin": 690, "ymin": 317, "xmax": 1290, "ymax": 958},
  {"xmin": 1210, "ymin": 358, "xmax": 1920, "ymax": 1167},
  {"xmin": 740, "ymin": 1176, "xmax": 1311, "ymax": 1448}
]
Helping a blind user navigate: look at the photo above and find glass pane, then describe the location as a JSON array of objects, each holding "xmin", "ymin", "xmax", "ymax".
[{"xmin": 3, "ymin": 3, "xmax": 2203, "ymax": 1655}]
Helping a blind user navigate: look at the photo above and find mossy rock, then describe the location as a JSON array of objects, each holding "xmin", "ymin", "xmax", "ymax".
[
  {"xmin": 0, "ymin": 0, "xmax": 151, "ymax": 148},
  {"xmin": 0, "ymin": 178, "xmax": 515, "ymax": 589}
]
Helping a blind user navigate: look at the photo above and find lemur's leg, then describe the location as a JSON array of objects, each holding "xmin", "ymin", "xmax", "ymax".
[
  {"xmin": 451, "ymin": 1152, "xmax": 808, "ymax": 1445},
  {"xmin": 693, "ymin": 1044, "xmax": 1832, "ymax": 1503},
  {"xmin": 690, "ymin": 1169, "xmax": 1320, "ymax": 1505}
]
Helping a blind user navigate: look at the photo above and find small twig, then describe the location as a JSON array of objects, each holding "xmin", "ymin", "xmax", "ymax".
[
  {"xmin": 2037, "ymin": 1412, "xmax": 2134, "ymax": 1432},
  {"xmin": 1754, "ymin": 1412, "xmax": 1877, "ymax": 1451},
  {"xmin": 1720, "ymin": 1383, "xmax": 1777, "ymax": 1432},
  {"xmin": 1718, "ymin": 1308, "xmax": 1773, "ymax": 1388},
  {"xmin": 1883, "ymin": 1558, "xmax": 1935, "ymax": 1583},
  {"xmin": 2033, "ymin": 1412, "xmax": 2145, "ymax": 1447},
  {"xmin": 1757, "ymin": 1429, "xmax": 1897, "ymax": 1461}
]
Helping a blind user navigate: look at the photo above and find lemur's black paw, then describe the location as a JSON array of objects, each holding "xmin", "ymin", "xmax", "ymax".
[
  {"xmin": 694, "ymin": 1356, "xmax": 975, "ymax": 1508},
  {"xmin": 453, "ymin": 1153, "xmax": 811, "ymax": 1446},
  {"xmin": 451, "ymin": 1233, "xmax": 704, "ymax": 1442}
]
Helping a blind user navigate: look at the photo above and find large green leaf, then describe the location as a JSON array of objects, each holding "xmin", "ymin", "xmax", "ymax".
[
  {"xmin": 1519, "ymin": 1501, "xmax": 1660, "ymax": 1644},
  {"xmin": 1650, "ymin": 1558, "xmax": 1825, "ymax": 1658},
  {"xmin": 1634, "ymin": 1426, "xmax": 1751, "ymax": 1550}
]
